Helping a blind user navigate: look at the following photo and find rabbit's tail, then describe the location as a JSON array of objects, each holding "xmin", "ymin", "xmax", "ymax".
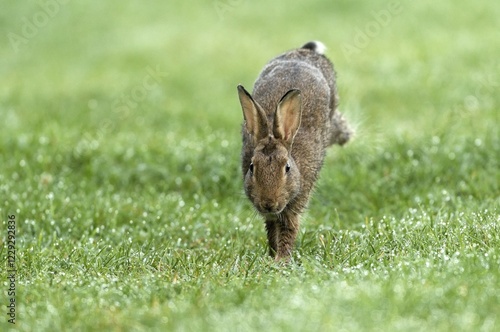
[{"xmin": 301, "ymin": 41, "xmax": 326, "ymax": 54}]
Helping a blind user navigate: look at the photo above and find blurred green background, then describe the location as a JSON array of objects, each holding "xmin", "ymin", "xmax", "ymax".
[{"xmin": 2, "ymin": 0, "xmax": 497, "ymax": 131}]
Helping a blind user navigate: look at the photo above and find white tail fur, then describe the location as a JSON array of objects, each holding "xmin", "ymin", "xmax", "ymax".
[{"xmin": 301, "ymin": 41, "xmax": 326, "ymax": 54}]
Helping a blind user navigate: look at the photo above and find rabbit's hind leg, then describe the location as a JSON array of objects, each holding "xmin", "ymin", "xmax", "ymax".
[{"xmin": 329, "ymin": 111, "xmax": 353, "ymax": 146}]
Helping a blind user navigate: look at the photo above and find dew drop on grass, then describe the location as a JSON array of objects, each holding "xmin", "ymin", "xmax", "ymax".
[{"xmin": 39, "ymin": 136, "xmax": 49, "ymax": 145}]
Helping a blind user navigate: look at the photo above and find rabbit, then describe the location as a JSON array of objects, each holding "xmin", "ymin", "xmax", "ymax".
[{"xmin": 237, "ymin": 41, "xmax": 353, "ymax": 262}]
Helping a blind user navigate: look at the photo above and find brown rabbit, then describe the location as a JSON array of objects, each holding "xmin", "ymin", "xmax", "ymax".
[{"xmin": 237, "ymin": 41, "xmax": 352, "ymax": 262}]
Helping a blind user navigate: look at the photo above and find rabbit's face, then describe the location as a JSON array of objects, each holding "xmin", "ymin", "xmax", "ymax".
[
  {"xmin": 238, "ymin": 84, "xmax": 303, "ymax": 216},
  {"xmin": 244, "ymin": 140, "xmax": 300, "ymax": 215}
]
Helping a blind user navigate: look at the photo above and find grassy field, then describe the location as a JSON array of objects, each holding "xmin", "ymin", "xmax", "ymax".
[{"xmin": 1, "ymin": 0, "xmax": 499, "ymax": 331}]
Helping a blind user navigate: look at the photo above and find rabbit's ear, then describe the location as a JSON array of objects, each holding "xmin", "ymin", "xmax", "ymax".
[
  {"xmin": 238, "ymin": 85, "xmax": 269, "ymax": 141},
  {"xmin": 274, "ymin": 89, "xmax": 302, "ymax": 144}
]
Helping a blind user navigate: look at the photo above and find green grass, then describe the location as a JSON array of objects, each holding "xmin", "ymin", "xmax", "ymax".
[{"xmin": 1, "ymin": 0, "xmax": 499, "ymax": 331}]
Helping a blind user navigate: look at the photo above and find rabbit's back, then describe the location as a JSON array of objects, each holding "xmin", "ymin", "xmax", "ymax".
[
  {"xmin": 259, "ymin": 46, "xmax": 338, "ymax": 109},
  {"xmin": 252, "ymin": 47, "xmax": 337, "ymax": 149},
  {"xmin": 250, "ymin": 46, "xmax": 337, "ymax": 195}
]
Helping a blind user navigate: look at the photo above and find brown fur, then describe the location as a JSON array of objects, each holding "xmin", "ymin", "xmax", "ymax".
[{"xmin": 237, "ymin": 41, "xmax": 352, "ymax": 261}]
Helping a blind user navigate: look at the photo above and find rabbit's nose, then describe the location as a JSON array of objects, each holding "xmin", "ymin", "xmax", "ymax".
[{"xmin": 262, "ymin": 201, "xmax": 279, "ymax": 213}]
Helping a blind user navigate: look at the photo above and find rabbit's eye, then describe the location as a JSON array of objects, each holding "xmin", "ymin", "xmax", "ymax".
[
  {"xmin": 249, "ymin": 163, "xmax": 254, "ymax": 174},
  {"xmin": 285, "ymin": 162, "xmax": 291, "ymax": 173}
]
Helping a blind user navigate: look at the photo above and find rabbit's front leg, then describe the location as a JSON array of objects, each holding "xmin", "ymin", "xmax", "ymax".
[
  {"xmin": 265, "ymin": 220, "xmax": 278, "ymax": 257},
  {"xmin": 275, "ymin": 212, "xmax": 300, "ymax": 262}
]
